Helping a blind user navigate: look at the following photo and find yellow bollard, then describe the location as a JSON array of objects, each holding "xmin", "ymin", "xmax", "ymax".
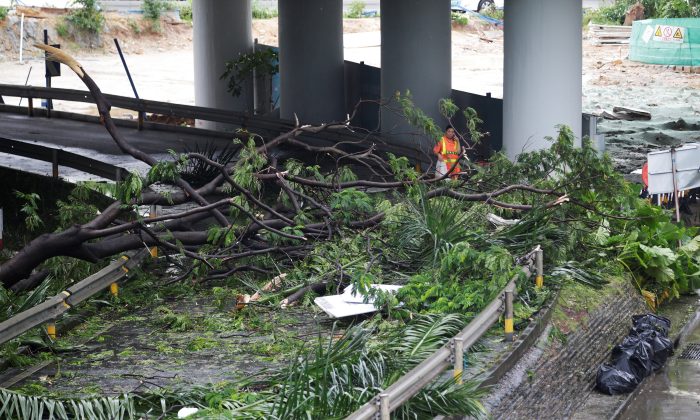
[
  {"xmin": 47, "ymin": 323, "xmax": 56, "ymax": 340},
  {"xmin": 110, "ymin": 282, "xmax": 119, "ymax": 297},
  {"xmin": 535, "ymin": 248, "xmax": 544, "ymax": 289},
  {"xmin": 505, "ymin": 288, "xmax": 514, "ymax": 342}
]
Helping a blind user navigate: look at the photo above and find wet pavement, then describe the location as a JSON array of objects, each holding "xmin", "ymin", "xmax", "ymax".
[
  {"xmin": 2, "ymin": 290, "xmax": 337, "ymax": 397},
  {"xmin": 0, "ymin": 112, "xmax": 234, "ymax": 182},
  {"xmin": 620, "ymin": 309, "xmax": 700, "ymax": 420}
]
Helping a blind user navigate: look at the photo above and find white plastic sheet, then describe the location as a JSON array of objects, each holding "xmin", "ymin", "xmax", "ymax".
[{"xmin": 314, "ymin": 284, "xmax": 402, "ymax": 318}]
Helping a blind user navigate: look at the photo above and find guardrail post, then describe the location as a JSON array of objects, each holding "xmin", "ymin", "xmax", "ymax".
[
  {"xmin": 536, "ymin": 248, "xmax": 544, "ymax": 289},
  {"xmin": 505, "ymin": 287, "xmax": 514, "ymax": 342},
  {"xmin": 52, "ymin": 149, "xmax": 59, "ymax": 178},
  {"xmin": 453, "ymin": 337, "xmax": 464, "ymax": 385},
  {"xmin": 138, "ymin": 112, "xmax": 144, "ymax": 131},
  {"xmin": 46, "ymin": 322, "xmax": 56, "ymax": 340},
  {"xmin": 149, "ymin": 205, "xmax": 158, "ymax": 258},
  {"xmin": 28, "ymin": 97, "xmax": 34, "ymax": 117},
  {"xmin": 379, "ymin": 393, "xmax": 390, "ymax": 420}
]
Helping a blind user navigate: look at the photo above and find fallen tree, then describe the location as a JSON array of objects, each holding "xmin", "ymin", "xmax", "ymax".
[{"xmin": 0, "ymin": 45, "xmax": 617, "ymax": 293}]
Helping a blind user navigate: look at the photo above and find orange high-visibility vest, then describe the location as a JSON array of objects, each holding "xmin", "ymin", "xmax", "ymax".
[
  {"xmin": 440, "ymin": 137, "xmax": 461, "ymax": 163},
  {"xmin": 434, "ymin": 136, "xmax": 461, "ymax": 175}
]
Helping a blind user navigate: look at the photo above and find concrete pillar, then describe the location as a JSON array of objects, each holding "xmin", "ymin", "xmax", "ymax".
[
  {"xmin": 279, "ymin": 0, "xmax": 344, "ymax": 123},
  {"xmin": 193, "ymin": 0, "xmax": 253, "ymax": 130},
  {"xmin": 503, "ymin": 0, "xmax": 582, "ymax": 160},
  {"xmin": 380, "ymin": 0, "xmax": 451, "ymax": 147}
]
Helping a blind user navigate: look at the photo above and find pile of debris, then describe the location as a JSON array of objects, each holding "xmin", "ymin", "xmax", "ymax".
[{"xmin": 595, "ymin": 106, "xmax": 651, "ymax": 121}]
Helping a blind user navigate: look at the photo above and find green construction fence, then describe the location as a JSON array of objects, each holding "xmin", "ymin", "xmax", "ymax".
[{"xmin": 630, "ymin": 18, "xmax": 700, "ymax": 66}]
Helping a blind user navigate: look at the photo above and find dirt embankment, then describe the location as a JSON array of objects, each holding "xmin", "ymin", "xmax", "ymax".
[{"xmin": 1, "ymin": 8, "xmax": 192, "ymax": 61}]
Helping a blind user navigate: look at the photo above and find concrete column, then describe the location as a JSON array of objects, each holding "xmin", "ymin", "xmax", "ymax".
[
  {"xmin": 380, "ymin": 0, "xmax": 451, "ymax": 146},
  {"xmin": 193, "ymin": 0, "xmax": 253, "ymax": 130},
  {"xmin": 279, "ymin": 0, "xmax": 344, "ymax": 123},
  {"xmin": 503, "ymin": 0, "xmax": 582, "ymax": 160}
]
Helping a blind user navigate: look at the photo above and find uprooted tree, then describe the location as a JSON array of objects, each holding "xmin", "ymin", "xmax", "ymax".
[{"xmin": 0, "ymin": 44, "xmax": 636, "ymax": 298}]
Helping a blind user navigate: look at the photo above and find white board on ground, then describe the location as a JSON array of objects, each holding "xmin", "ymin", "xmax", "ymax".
[
  {"xmin": 647, "ymin": 143, "xmax": 700, "ymax": 195},
  {"xmin": 314, "ymin": 284, "xmax": 402, "ymax": 318}
]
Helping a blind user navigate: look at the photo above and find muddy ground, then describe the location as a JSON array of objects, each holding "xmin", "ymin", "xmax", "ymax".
[{"xmin": 1, "ymin": 12, "xmax": 699, "ymax": 174}]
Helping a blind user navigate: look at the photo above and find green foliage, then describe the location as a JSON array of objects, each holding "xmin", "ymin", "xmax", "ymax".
[
  {"xmin": 14, "ymin": 191, "xmax": 43, "ymax": 232},
  {"xmin": 345, "ymin": 1, "xmax": 366, "ymax": 18},
  {"xmin": 0, "ymin": 388, "xmax": 136, "ymax": 420},
  {"xmin": 55, "ymin": 184, "xmax": 103, "ymax": 228},
  {"xmin": 481, "ymin": 5, "xmax": 504, "ymax": 20},
  {"xmin": 115, "ymin": 170, "xmax": 144, "ymax": 204},
  {"xmin": 126, "ymin": 18, "xmax": 141, "ymax": 34},
  {"xmin": 0, "ymin": 275, "xmax": 55, "ymax": 324},
  {"xmin": 396, "ymin": 91, "xmax": 442, "ymax": 141},
  {"xmin": 154, "ymin": 306, "xmax": 195, "ymax": 332},
  {"xmin": 147, "ymin": 158, "xmax": 183, "ymax": 185},
  {"xmin": 230, "ymin": 138, "xmax": 267, "ymax": 193},
  {"xmin": 143, "ymin": 0, "xmax": 168, "ymax": 20},
  {"xmin": 464, "ymin": 106, "xmax": 484, "ymax": 145},
  {"xmin": 252, "ymin": 1, "xmax": 278, "ymax": 19},
  {"xmin": 221, "ymin": 49, "xmax": 279, "ymax": 98},
  {"xmin": 390, "ymin": 193, "xmax": 477, "ymax": 267},
  {"xmin": 608, "ymin": 205, "xmax": 700, "ymax": 302},
  {"xmin": 398, "ymin": 243, "xmax": 517, "ymax": 313},
  {"xmin": 207, "ymin": 225, "xmax": 237, "ymax": 247},
  {"xmin": 55, "ymin": 20, "xmax": 70, "ymax": 37},
  {"xmin": 0, "ymin": 7, "xmax": 9, "ymax": 21},
  {"xmin": 451, "ymin": 12, "xmax": 469, "ymax": 25},
  {"xmin": 179, "ymin": 0, "xmax": 192, "ymax": 22},
  {"xmin": 659, "ymin": 0, "xmax": 700, "ymax": 17},
  {"xmin": 551, "ymin": 261, "xmax": 610, "ymax": 290},
  {"xmin": 268, "ymin": 315, "xmax": 486, "ymax": 418},
  {"xmin": 330, "ymin": 188, "xmax": 374, "ymax": 223},
  {"xmin": 68, "ymin": 0, "xmax": 105, "ymax": 34},
  {"xmin": 584, "ymin": 0, "xmax": 699, "ymax": 24}
]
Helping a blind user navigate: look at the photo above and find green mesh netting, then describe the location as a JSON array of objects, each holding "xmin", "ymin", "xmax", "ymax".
[{"xmin": 630, "ymin": 18, "xmax": 700, "ymax": 66}]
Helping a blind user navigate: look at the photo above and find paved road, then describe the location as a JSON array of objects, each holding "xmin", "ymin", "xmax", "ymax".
[
  {"xmin": 620, "ymin": 319, "xmax": 700, "ymax": 420},
  {"xmin": 0, "ymin": 111, "xmax": 224, "ymax": 181}
]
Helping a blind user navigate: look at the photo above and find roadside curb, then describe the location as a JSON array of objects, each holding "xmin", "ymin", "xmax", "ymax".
[{"xmin": 479, "ymin": 287, "xmax": 560, "ymax": 390}]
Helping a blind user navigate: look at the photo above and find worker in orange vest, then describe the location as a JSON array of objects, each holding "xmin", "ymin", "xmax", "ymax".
[{"xmin": 433, "ymin": 125, "xmax": 462, "ymax": 179}]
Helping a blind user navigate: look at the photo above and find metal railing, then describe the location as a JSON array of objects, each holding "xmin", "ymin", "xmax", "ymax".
[
  {"xmin": 346, "ymin": 247, "xmax": 544, "ymax": 420},
  {"xmin": 0, "ymin": 135, "xmax": 128, "ymax": 181},
  {"xmin": 0, "ymin": 84, "xmax": 429, "ymax": 162},
  {"xmin": 0, "ymin": 250, "xmax": 148, "ymax": 346}
]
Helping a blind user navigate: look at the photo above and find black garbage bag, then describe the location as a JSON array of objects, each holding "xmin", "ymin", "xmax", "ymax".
[
  {"xmin": 611, "ymin": 335, "xmax": 654, "ymax": 380},
  {"xmin": 596, "ymin": 363, "xmax": 639, "ymax": 395},
  {"xmin": 637, "ymin": 329, "xmax": 673, "ymax": 371},
  {"xmin": 631, "ymin": 314, "xmax": 671, "ymax": 337}
]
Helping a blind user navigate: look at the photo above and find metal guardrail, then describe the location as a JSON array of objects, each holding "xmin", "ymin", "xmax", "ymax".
[
  {"xmin": 0, "ymin": 250, "xmax": 148, "ymax": 346},
  {"xmin": 0, "ymin": 84, "xmax": 429, "ymax": 162},
  {"xmin": 0, "ymin": 135, "xmax": 128, "ymax": 181},
  {"xmin": 346, "ymin": 248, "xmax": 543, "ymax": 420}
]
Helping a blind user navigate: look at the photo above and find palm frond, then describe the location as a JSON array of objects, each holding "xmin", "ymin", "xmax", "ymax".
[
  {"xmin": 551, "ymin": 261, "xmax": 609, "ymax": 289},
  {"xmin": 387, "ymin": 313, "xmax": 465, "ymax": 371},
  {"xmin": 397, "ymin": 377, "xmax": 487, "ymax": 419},
  {"xmin": 393, "ymin": 195, "xmax": 476, "ymax": 268},
  {"xmin": 0, "ymin": 388, "xmax": 136, "ymax": 420}
]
